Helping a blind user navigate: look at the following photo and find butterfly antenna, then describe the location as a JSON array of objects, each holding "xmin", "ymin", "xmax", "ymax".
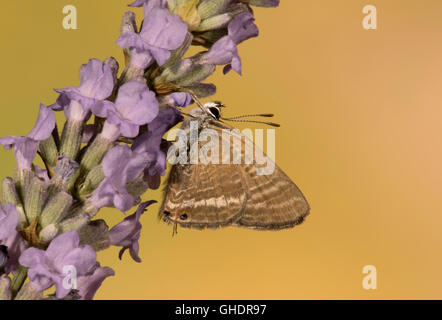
[
  {"xmin": 222, "ymin": 114, "xmax": 274, "ymax": 120},
  {"xmin": 178, "ymin": 110, "xmax": 197, "ymax": 119},
  {"xmin": 164, "ymin": 83, "xmax": 206, "ymax": 113},
  {"xmin": 186, "ymin": 90, "xmax": 206, "ymax": 113},
  {"xmin": 223, "ymin": 119, "xmax": 280, "ymax": 127}
]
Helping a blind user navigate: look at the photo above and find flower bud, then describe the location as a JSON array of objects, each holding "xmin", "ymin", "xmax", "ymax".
[
  {"xmin": 46, "ymin": 155, "xmax": 79, "ymax": 197},
  {"xmin": 104, "ymin": 57, "xmax": 119, "ymax": 86},
  {"xmin": 2, "ymin": 178, "xmax": 26, "ymax": 228},
  {"xmin": 126, "ymin": 173, "xmax": 149, "ymax": 199},
  {"xmin": 39, "ymin": 224, "xmax": 59, "ymax": 244},
  {"xmin": 58, "ymin": 213, "xmax": 91, "ymax": 233},
  {"xmin": 59, "ymin": 117, "xmax": 85, "ymax": 160},
  {"xmin": 198, "ymin": 0, "xmax": 232, "ymax": 20},
  {"xmin": 78, "ymin": 220, "xmax": 110, "ymax": 251},
  {"xmin": 14, "ymin": 168, "xmax": 34, "ymax": 201},
  {"xmin": 196, "ymin": 13, "xmax": 232, "ymax": 32},
  {"xmin": 78, "ymin": 165, "xmax": 105, "ymax": 199},
  {"xmin": 79, "ymin": 136, "xmax": 114, "ymax": 178},
  {"xmin": 38, "ymin": 134, "xmax": 59, "ymax": 170},
  {"xmin": 156, "ymin": 58, "xmax": 215, "ymax": 87}
]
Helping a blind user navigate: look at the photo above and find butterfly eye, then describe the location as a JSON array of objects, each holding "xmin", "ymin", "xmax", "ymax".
[
  {"xmin": 180, "ymin": 213, "xmax": 188, "ymax": 220},
  {"xmin": 208, "ymin": 107, "xmax": 220, "ymax": 120}
]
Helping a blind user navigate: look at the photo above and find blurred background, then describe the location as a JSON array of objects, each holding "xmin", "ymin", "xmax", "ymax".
[{"xmin": 1, "ymin": 0, "xmax": 442, "ymax": 299}]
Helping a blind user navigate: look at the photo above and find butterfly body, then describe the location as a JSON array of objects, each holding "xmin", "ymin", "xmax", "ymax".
[{"xmin": 160, "ymin": 102, "xmax": 310, "ymax": 230}]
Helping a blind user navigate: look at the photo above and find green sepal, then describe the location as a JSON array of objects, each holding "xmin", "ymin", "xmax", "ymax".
[
  {"xmin": 198, "ymin": 0, "xmax": 232, "ymax": 20},
  {"xmin": 2, "ymin": 177, "xmax": 27, "ymax": 227},
  {"xmin": 39, "ymin": 224, "xmax": 59, "ymax": 244},
  {"xmin": 78, "ymin": 165, "xmax": 105, "ymax": 199},
  {"xmin": 39, "ymin": 191, "xmax": 73, "ymax": 228},
  {"xmin": 23, "ymin": 177, "xmax": 45, "ymax": 223},
  {"xmin": 39, "ymin": 135, "xmax": 58, "ymax": 170},
  {"xmin": 78, "ymin": 220, "xmax": 110, "ymax": 251},
  {"xmin": 59, "ymin": 119, "xmax": 84, "ymax": 160},
  {"xmin": 79, "ymin": 135, "xmax": 114, "ymax": 177}
]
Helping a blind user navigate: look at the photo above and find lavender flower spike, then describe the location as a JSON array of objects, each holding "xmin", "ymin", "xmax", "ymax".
[
  {"xmin": 89, "ymin": 145, "xmax": 149, "ymax": 212},
  {"xmin": 0, "ymin": 104, "xmax": 55, "ymax": 170},
  {"xmin": 205, "ymin": 12, "xmax": 259, "ymax": 75},
  {"xmin": 19, "ymin": 231, "xmax": 97, "ymax": 299},
  {"xmin": 109, "ymin": 200, "xmax": 157, "ymax": 262},
  {"xmin": 92, "ymin": 80, "xmax": 159, "ymax": 140},
  {"xmin": 117, "ymin": 5, "xmax": 188, "ymax": 69}
]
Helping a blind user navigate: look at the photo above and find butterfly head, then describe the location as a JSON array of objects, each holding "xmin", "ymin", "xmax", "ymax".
[{"xmin": 203, "ymin": 101, "xmax": 225, "ymax": 120}]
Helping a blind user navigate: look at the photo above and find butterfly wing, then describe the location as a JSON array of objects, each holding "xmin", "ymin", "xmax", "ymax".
[
  {"xmin": 160, "ymin": 163, "xmax": 248, "ymax": 229},
  {"xmin": 160, "ymin": 117, "xmax": 309, "ymax": 230},
  {"xmin": 209, "ymin": 120, "xmax": 310, "ymax": 230}
]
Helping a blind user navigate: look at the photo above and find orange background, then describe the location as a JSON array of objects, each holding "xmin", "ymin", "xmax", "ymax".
[{"xmin": 1, "ymin": 0, "xmax": 442, "ymax": 299}]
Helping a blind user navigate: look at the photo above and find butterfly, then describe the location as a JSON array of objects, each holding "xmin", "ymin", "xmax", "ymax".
[{"xmin": 159, "ymin": 98, "xmax": 310, "ymax": 231}]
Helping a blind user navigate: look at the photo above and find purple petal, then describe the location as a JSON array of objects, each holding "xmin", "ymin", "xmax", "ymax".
[
  {"xmin": 91, "ymin": 100, "xmax": 116, "ymax": 118},
  {"xmin": 140, "ymin": 8, "xmax": 188, "ymax": 51},
  {"xmin": 231, "ymin": 55, "xmax": 242, "ymax": 75},
  {"xmin": 49, "ymin": 93, "xmax": 70, "ymax": 111},
  {"xmin": 0, "ymin": 204, "xmax": 18, "ymax": 240},
  {"xmin": 0, "ymin": 136, "xmax": 27, "ymax": 150},
  {"xmin": 18, "ymin": 247, "xmax": 45, "ymax": 269},
  {"xmin": 115, "ymin": 81, "xmax": 159, "ymax": 125},
  {"xmin": 27, "ymin": 104, "xmax": 56, "ymax": 141},
  {"xmin": 102, "ymin": 145, "xmax": 147, "ymax": 183},
  {"xmin": 116, "ymin": 32, "xmax": 146, "ymax": 50},
  {"xmin": 112, "ymin": 192, "xmax": 136, "ymax": 212},
  {"xmin": 128, "ymin": 0, "xmax": 148, "ymax": 7},
  {"xmin": 228, "ymin": 12, "xmax": 259, "ymax": 45},
  {"xmin": 168, "ymin": 92, "xmax": 192, "ymax": 107},
  {"xmin": 45, "ymin": 231, "xmax": 80, "ymax": 262},
  {"xmin": 0, "ymin": 137, "xmax": 38, "ymax": 169},
  {"xmin": 77, "ymin": 266, "xmax": 114, "ymax": 300},
  {"xmin": 129, "ymin": 48, "xmax": 155, "ymax": 69},
  {"xmin": 118, "ymin": 121, "xmax": 140, "ymax": 138},
  {"xmin": 34, "ymin": 165, "xmax": 50, "ymax": 182},
  {"xmin": 148, "ymin": 46, "xmax": 172, "ymax": 67},
  {"xmin": 206, "ymin": 36, "xmax": 238, "ymax": 66},
  {"xmin": 109, "ymin": 200, "xmax": 156, "ymax": 262},
  {"xmin": 129, "ymin": 0, "xmax": 166, "ymax": 10},
  {"xmin": 102, "ymin": 145, "xmax": 133, "ymax": 178},
  {"xmin": 78, "ymin": 59, "xmax": 115, "ymax": 101},
  {"xmin": 129, "ymin": 241, "xmax": 141, "ymax": 262},
  {"xmin": 89, "ymin": 180, "xmax": 120, "ymax": 210},
  {"xmin": 2, "ymin": 231, "xmax": 27, "ymax": 274},
  {"xmin": 55, "ymin": 246, "xmax": 96, "ymax": 275},
  {"xmin": 82, "ymin": 124, "xmax": 98, "ymax": 144}
]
